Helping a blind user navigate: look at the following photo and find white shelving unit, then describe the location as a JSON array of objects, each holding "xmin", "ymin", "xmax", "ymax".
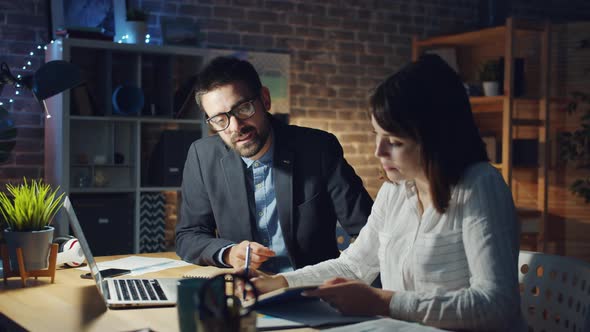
[{"xmin": 44, "ymin": 39, "xmax": 289, "ymax": 254}]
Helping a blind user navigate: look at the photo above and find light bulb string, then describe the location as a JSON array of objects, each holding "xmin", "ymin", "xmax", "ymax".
[{"xmin": 1, "ymin": 40, "xmax": 54, "ymax": 105}]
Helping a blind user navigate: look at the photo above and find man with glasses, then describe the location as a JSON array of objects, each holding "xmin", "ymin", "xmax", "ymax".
[{"xmin": 175, "ymin": 56, "xmax": 373, "ymax": 273}]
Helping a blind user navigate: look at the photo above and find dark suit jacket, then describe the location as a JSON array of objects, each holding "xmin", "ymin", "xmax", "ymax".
[{"xmin": 175, "ymin": 116, "xmax": 373, "ymax": 269}]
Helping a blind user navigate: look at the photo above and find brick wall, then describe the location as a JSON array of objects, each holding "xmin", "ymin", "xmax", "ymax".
[{"xmin": 1, "ymin": 0, "xmax": 590, "ymax": 197}]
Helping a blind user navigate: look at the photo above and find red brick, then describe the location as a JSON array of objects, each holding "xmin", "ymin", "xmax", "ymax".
[
  {"xmin": 307, "ymin": 110, "xmax": 337, "ymax": 119},
  {"xmin": 327, "ymin": 75, "xmax": 357, "ymax": 88},
  {"xmin": 337, "ymin": 42, "xmax": 363, "ymax": 53},
  {"xmin": 213, "ymin": 6, "xmax": 245, "ymax": 19},
  {"xmin": 247, "ymin": 10, "xmax": 279, "ymax": 22},
  {"xmin": 265, "ymin": 1, "xmax": 295, "ymax": 12},
  {"xmin": 275, "ymin": 37, "xmax": 304, "ymax": 50},
  {"xmin": 299, "ymin": 97, "xmax": 329, "ymax": 108},
  {"xmin": 338, "ymin": 65, "xmax": 365, "ymax": 76},
  {"xmin": 310, "ymin": 15, "xmax": 341, "ymax": 29},
  {"xmin": 263, "ymin": 24, "xmax": 293, "ymax": 36},
  {"xmin": 334, "ymin": 54, "xmax": 357, "ymax": 65},
  {"xmin": 308, "ymin": 63, "xmax": 337, "ymax": 74},
  {"xmin": 202, "ymin": 19, "xmax": 229, "ymax": 30},
  {"xmin": 287, "ymin": 14, "xmax": 308, "ymax": 26},
  {"xmin": 296, "ymin": 4, "xmax": 326, "ymax": 15},
  {"xmin": 297, "ymin": 73, "xmax": 327, "ymax": 85},
  {"xmin": 241, "ymin": 34, "xmax": 273, "ymax": 48},
  {"xmin": 308, "ymin": 86, "xmax": 337, "ymax": 98},
  {"xmin": 327, "ymin": 30, "xmax": 354, "ymax": 41},
  {"xmin": 207, "ymin": 32, "xmax": 240, "ymax": 46},
  {"xmin": 231, "ymin": 21, "xmax": 261, "ymax": 33},
  {"xmin": 295, "ymin": 27, "xmax": 325, "ymax": 39}
]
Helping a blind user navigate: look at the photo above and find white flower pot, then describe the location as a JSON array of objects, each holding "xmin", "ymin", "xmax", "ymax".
[{"xmin": 482, "ymin": 81, "xmax": 501, "ymax": 96}]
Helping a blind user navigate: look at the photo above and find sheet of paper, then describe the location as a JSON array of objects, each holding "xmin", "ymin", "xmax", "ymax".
[
  {"xmin": 256, "ymin": 314, "xmax": 304, "ymax": 330},
  {"xmin": 256, "ymin": 298, "xmax": 376, "ymax": 327},
  {"xmin": 77, "ymin": 256, "xmax": 191, "ymax": 276},
  {"xmin": 323, "ymin": 318, "xmax": 446, "ymax": 332}
]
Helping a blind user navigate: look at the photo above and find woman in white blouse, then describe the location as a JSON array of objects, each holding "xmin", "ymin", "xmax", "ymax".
[{"xmin": 251, "ymin": 54, "xmax": 526, "ymax": 331}]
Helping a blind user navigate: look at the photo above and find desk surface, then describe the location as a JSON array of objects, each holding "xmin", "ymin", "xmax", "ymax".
[
  {"xmin": 0, "ymin": 253, "xmax": 443, "ymax": 332},
  {"xmin": 0, "ymin": 252, "xmax": 311, "ymax": 332}
]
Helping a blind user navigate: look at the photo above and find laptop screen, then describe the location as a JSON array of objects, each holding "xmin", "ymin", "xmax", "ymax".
[{"xmin": 63, "ymin": 197, "xmax": 108, "ymax": 300}]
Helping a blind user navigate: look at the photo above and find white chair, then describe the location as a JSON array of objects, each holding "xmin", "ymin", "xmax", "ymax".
[{"xmin": 518, "ymin": 250, "xmax": 590, "ymax": 332}]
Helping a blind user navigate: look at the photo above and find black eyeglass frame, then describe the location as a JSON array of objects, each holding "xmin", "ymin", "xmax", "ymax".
[{"xmin": 205, "ymin": 96, "xmax": 259, "ymax": 132}]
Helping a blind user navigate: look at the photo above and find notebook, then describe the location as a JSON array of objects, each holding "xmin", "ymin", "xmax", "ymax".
[{"xmin": 63, "ymin": 196, "xmax": 179, "ymax": 308}]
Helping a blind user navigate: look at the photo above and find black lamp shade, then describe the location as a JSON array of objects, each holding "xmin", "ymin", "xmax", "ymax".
[{"xmin": 31, "ymin": 60, "xmax": 83, "ymax": 101}]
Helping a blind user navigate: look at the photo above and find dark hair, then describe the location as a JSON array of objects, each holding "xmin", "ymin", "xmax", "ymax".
[
  {"xmin": 370, "ymin": 54, "xmax": 488, "ymax": 213},
  {"xmin": 195, "ymin": 56, "xmax": 262, "ymax": 109}
]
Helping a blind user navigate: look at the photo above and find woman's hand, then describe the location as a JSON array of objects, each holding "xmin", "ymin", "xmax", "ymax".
[
  {"xmin": 250, "ymin": 270, "xmax": 288, "ymax": 295},
  {"xmin": 303, "ymin": 277, "xmax": 394, "ymax": 316},
  {"xmin": 234, "ymin": 268, "xmax": 288, "ymax": 301}
]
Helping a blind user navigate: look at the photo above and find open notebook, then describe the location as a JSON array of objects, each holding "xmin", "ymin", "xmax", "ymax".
[{"xmin": 64, "ymin": 196, "xmax": 178, "ymax": 308}]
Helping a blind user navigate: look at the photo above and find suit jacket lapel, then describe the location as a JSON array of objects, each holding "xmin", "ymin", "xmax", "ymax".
[
  {"xmin": 273, "ymin": 122, "xmax": 294, "ymax": 254},
  {"xmin": 220, "ymin": 149, "xmax": 253, "ymax": 238}
]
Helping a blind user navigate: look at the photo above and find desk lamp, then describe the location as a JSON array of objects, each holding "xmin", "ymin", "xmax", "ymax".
[
  {"xmin": 0, "ymin": 60, "xmax": 83, "ymax": 161},
  {"xmin": 0, "ymin": 60, "xmax": 83, "ymax": 119}
]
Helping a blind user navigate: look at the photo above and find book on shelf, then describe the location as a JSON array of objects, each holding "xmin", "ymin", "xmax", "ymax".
[{"xmin": 71, "ymin": 85, "xmax": 96, "ymax": 116}]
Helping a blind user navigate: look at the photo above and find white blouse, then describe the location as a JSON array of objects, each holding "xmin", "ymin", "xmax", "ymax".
[{"xmin": 282, "ymin": 162, "xmax": 526, "ymax": 331}]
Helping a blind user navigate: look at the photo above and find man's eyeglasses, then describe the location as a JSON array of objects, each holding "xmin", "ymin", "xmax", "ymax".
[{"xmin": 206, "ymin": 97, "xmax": 258, "ymax": 132}]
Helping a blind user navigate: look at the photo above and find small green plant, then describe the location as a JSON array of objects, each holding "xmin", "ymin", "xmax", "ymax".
[
  {"xmin": 126, "ymin": 7, "xmax": 148, "ymax": 21},
  {"xmin": 479, "ymin": 59, "xmax": 501, "ymax": 82},
  {"xmin": 0, "ymin": 178, "xmax": 64, "ymax": 232},
  {"xmin": 557, "ymin": 39, "xmax": 590, "ymax": 203}
]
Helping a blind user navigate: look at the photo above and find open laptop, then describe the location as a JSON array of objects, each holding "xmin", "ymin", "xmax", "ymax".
[{"xmin": 63, "ymin": 196, "xmax": 179, "ymax": 308}]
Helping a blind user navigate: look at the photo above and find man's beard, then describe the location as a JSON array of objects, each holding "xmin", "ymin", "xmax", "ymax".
[{"xmin": 226, "ymin": 123, "xmax": 270, "ymax": 158}]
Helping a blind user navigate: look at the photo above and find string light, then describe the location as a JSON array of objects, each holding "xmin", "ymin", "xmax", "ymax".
[
  {"xmin": 1, "ymin": 41, "xmax": 55, "ymax": 106},
  {"xmin": 117, "ymin": 33, "xmax": 151, "ymax": 44}
]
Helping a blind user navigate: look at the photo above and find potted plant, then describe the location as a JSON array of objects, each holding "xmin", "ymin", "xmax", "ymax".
[
  {"xmin": 479, "ymin": 59, "xmax": 502, "ymax": 96},
  {"xmin": 0, "ymin": 178, "xmax": 64, "ymax": 272},
  {"xmin": 124, "ymin": 7, "xmax": 148, "ymax": 44}
]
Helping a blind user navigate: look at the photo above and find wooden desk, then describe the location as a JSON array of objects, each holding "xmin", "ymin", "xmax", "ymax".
[
  {"xmin": 0, "ymin": 253, "xmax": 443, "ymax": 332},
  {"xmin": 0, "ymin": 252, "xmax": 307, "ymax": 332}
]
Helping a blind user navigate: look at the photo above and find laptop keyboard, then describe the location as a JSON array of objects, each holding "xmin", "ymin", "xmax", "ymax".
[{"xmin": 112, "ymin": 279, "xmax": 168, "ymax": 301}]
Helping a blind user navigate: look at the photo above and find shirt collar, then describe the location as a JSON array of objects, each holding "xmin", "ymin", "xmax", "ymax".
[{"xmin": 404, "ymin": 180, "xmax": 418, "ymax": 199}]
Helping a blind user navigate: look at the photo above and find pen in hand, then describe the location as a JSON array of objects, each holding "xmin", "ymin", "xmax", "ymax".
[{"xmin": 243, "ymin": 242, "xmax": 251, "ymax": 300}]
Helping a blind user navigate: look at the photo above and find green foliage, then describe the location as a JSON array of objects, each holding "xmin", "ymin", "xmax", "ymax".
[
  {"xmin": 0, "ymin": 178, "xmax": 64, "ymax": 232},
  {"xmin": 126, "ymin": 8, "xmax": 147, "ymax": 21},
  {"xmin": 558, "ymin": 39, "xmax": 590, "ymax": 203},
  {"xmin": 479, "ymin": 59, "xmax": 501, "ymax": 82},
  {"xmin": 0, "ymin": 106, "xmax": 17, "ymax": 163}
]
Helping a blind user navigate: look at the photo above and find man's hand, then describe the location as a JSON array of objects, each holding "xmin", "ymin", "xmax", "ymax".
[
  {"xmin": 223, "ymin": 240, "xmax": 275, "ymax": 269},
  {"xmin": 303, "ymin": 277, "xmax": 394, "ymax": 316}
]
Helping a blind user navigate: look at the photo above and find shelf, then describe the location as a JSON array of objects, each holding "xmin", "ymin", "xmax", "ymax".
[
  {"xmin": 70, "ymin": 115, "xmax": 201, "ymax": 124},
  {"xmin": 414, "ymin": 19, "xmax": 544, "ymax": 48},
  {"xmin": 71, "ymin": 163, "xmax": 134, "ymax": 168},
  {"xmin": 415, "ymin": 26, "xmax": 506, "ymax": 47},
  {"xmin": 69, "ymin": 188, "xmax": 136, "ymax": 193},
  {"xmin": 470, "ymin": 97, "xmax": 562, "ymax": 114},
  {"xmin": 518, "ymin": 208, "xmax": 542, "ymax": 234},
  {"xmin": 490, "ymin": 162, "xmax": 502, "ymax": 170},
  {"xmin": 140, "ymin": 187, "xmax": 182, "ymax": 192},
  {"xmin": 414, "ymin": 17, "xmax": 552, "ymax": 253}
]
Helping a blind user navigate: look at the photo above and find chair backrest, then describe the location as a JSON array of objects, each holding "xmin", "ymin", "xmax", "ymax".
[{"xmin": 518, "ymin": 250, "xmax": 590, "ymax": 332}]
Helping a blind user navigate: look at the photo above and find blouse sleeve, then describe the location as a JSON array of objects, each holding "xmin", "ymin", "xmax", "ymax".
[
  {"xmin": 389, "ymin": 167, "xmax": 524, "ymax": 331},
  {"xmin": 281, "ymin": 184, "xmax": 393, "ymax": 287}
]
